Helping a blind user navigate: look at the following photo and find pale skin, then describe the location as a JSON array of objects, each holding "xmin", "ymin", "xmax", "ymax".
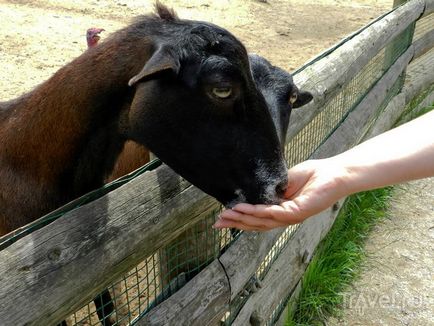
[{"xmin": 213, "ymin": 110, "xmax": 434, "ymax": 231}]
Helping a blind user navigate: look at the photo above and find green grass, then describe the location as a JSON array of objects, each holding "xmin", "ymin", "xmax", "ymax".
[{"xmin": 285, "ymin": 187, "xmax": 394, "ymax": 326}]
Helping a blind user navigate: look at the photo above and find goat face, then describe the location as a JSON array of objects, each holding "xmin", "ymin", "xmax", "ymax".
[
  {"xmin": 249, "ymin": 54, "xmax": 313, "ymax": 147},
  {"xmin": 127, "ymin": 22, "xmax": 291, "ymax": 207}
]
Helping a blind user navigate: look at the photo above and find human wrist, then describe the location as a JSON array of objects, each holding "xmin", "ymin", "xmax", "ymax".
[{"xmin": 326, "ymin": 154, "xmax": 367, "ymax": 197}]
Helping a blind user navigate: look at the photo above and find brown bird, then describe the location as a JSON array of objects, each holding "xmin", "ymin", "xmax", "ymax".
[{"xmin": 86, "ymin": 27, "xmax": 105, "ymax": 48}]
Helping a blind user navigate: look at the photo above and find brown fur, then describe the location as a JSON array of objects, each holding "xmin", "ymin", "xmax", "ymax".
[
  {"xmin": 0, "ymin": 20, "xmax": 154, "ymax": 236},
  {"xmin": 106, "ymin": 141, "xmax": 150, "ymax": 183},
  {"xmin": 155, "ymin": 0, "xmax": 179, "ymax": 21}
]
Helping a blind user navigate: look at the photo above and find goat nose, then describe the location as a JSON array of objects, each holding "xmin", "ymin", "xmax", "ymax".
[{"xmin": 275, "ymin": 179, "xmax": 288, "ymax": 198}]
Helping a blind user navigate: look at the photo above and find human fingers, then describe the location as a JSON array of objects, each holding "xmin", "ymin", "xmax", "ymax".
[
  {"xmin": 214, "ymin": 209, "xmax": 287, "ymax": 230},
  {"xmin": 213, "ymin": 215, "xmax": 283, "ymax": 231},
  {"xmin": 231, "ymin": 201, "xmax": 306, "ymax": 225},
  {"xmin": 213, "ymin": 218, "xmax": 266, "ymax": 231}
]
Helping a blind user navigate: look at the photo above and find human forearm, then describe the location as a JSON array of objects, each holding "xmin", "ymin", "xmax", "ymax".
[
  {"xmin": 214, "ymin": 110, "xmax": 434, "ymax": 231},
  {"xmin": 333, "ymin": 110, "xmax": 434, "ymax": 194}
]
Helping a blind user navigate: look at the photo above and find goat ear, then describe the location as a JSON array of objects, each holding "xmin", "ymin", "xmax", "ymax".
[
  {"xmin": 292, "ymin": 90, "xmax": 313, "ymax": 109},
  {"xmin": 128, "ymin": 46, "xmax": 180, "ymax": 87}
]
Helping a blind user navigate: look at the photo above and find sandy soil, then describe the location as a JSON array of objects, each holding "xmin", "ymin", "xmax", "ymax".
[
  {"xmin": 329, "ymin": 178, "xmax": 434, "ymax": 326},
  {"xmin": 0, "ymin": 0, "xmax": 391, "ymax": 101}
]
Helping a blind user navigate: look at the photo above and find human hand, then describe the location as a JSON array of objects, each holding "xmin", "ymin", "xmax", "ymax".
[{"xmin": 213, "ymin": 158, "xmax": 350, "ymax": 231}]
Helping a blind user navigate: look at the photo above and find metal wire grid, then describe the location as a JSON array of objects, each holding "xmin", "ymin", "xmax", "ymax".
[
  {"xmin": 68, "ymin": 211, "xmax": 232, "ymax": 326},
  {"xmin": 65, "ymin": 11, "xmax": 416, "ymax": 326},
  {"xmin": 262, "ymin": 72, "xmax": 408, "ymax": 326},
  {"xmin": 285, "ymin": 48, "xmax": 386, "ymax": 168},
  {"xmin": 265, "ymin": 296, "xmax": 288, "ymax": 326},
  {"xmin": 219, "ymin": 224, "xmax": 300, "ymax": 326},
  {"xmin": 219, "ymin": 28, "xmax": 411, "ymax": 325},
  {"xmin": 263, "ymin": 25, "xmax": 416, "ymax": 326}
]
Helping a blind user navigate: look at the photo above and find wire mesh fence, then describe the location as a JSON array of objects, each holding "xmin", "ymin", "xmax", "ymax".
[
  {"xmin": 66, "ymin": 8, "xmax": 418, "ymax": 325},
  {"xmin": 1, "ymin": 2, "xmax": 432, "ymax": 326}
]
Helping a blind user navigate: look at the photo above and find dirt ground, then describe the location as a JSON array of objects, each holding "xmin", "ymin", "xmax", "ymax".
[
  {"xmin": 329, "ymin": 178, "xmax": 434, "ymax": 326},
  {"xmin": 0, "ymin": 0, "xmax": 391, "ymax": 100}
]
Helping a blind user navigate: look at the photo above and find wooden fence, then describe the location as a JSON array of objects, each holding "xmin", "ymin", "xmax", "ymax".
[{"xmin": 0, "ymin": 0, "xmax": 433, "ymax": 325}]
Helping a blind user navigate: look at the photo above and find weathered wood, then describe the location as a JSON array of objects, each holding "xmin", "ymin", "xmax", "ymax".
[
  {"xmin": 403, "ymin": 47, "xmax": 434, "ymax": 103},
  {"xmin": 137, "ymin": 259, "xmax": 230, "ymax": 326},
  {"xmin": 363, "ymin": 93, "xmax": 407, "ymax": 139},
  {"xmin": 275, "ymin": 280, "xmax": 302, "ymax": 326},
  {"xmin": 219, "ymin": 227, "xmax": 289, "ymax": 300},
  {"xmin": 0, "ymin": 3, "xmax": 431, "ymax": 325},
  {"xmin": 311, "ymin": 45, "xmax": 414, "ymax": 158},
  {"xmin": 231, "ymin": 202, "xmax": 343, "ymax": 326},
  {"xmin": 423, "ymin": 0, "xmax": 434, "ymax": 17},
  {"xmin": 140, "ymin": 47, "xmax": 419, "ymax": 323},
  {"xmin": 365, "ymin": 49, "xmax": 434, "ymax": 138},
  {"xmin": 141, "ymin": 208, "xmax": 341, "ymax": 325},
  {"xmin": 276, "ymin": 75, "xmax": 434, "ymax": 326},
  {"xmin": 413, "ymin": 29, "xmax": 434, "ymax": 60},
  {"xmin": 0, "ymin": 165, "xmax": 220, "ymax": 326},
  {"xmin": 383, "ymin": 0, "xmax": 415, "ymax": 84},
  {"xmin": 287, "ymin": 0, "xmax": 424, "ymax": 142},
  {"xmin": 158, "ymin": 219, "xmax": 220, "ymax": 289}
]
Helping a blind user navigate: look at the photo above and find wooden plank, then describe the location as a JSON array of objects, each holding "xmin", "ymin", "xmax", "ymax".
[
  {"xmin": 423, "ymin": 0, "xmax": 434, "ymax": 17},
  {"xmin": 275, "ymin": 281, "xmax": 302, "ymax": 326},
  {"xmin": 219, "ymin": 227, "xmax": 288, "ymax": 300},
  {"xmin": 287, "ymin": 0, "xmax": 424, "ymax": 142},
  {"xmin": 413, "ymin": 29, "xmax": 434, "ymax": 60},
  {"xmin": 231, "ymin": 202, "xmax": 343, "ymax": 326},
  {"xmin": 0, "ymin": 4, "xmax": 430, "ymax": 325},
  {"xmin": 277, "ymin": 85, "xmax": 434, "ymax": 326},
  {"xmin": 403, "ymin": 47, "xmax": 434, "ymax": 103},
  {"xmin": 365, "ymin": 48, "xmax": 434, "ymax": 138},
  {"xmin": 137, "ymin": 260, "xmax": 230, "ymax": 326},
  {"xmin": 147, "ymin": 46, "xmax": 416, "ymax": 323},
  {"xmin": 0, "ymin": 165, "xmax": 220, "ymax": 326},
  {"xmin": 363, "ymin": 93, "xmax": 407, "ymax": 139},
  {"xmin": 311, "ymin": 45, "xmax": 414, "ymax": 158}
]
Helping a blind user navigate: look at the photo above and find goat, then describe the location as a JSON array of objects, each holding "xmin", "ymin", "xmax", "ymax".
[
  {"xmin": 1, "ymin": 3, "xmax": 287, "ymax": 235},
  {"xmin": 100, "ymin": 54, "xmax": 312, "ymax": 326},
  {"xmin": 0, "ymin": 3, "xmax": 311, "ymax": 325}
]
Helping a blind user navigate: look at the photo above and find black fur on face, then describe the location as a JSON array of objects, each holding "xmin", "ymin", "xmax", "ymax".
[
  {"xmin": 126, "ymin": 6, "xmax": 291, "ymax": 206},
  {"xmin": 249, "ymin": 54, "xmax": 313, "ymax": 146}
]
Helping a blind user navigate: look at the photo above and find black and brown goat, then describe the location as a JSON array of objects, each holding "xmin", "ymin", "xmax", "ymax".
[
  {"xmin": 0, "ymin": 4, "xmax": 315, "ymax": 236},
  {"xmin": 0, "ymin": 3, "xmax": 312, "ymax": 325}
]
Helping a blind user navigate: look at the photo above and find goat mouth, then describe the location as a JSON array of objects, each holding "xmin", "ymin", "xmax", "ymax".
[{"xmin": 224, "ymin": 189, "xmax": 246, "ymax": 209}]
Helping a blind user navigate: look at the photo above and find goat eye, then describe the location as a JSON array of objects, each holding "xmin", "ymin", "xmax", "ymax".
[
  {"xmin": 212, "ymin": 87, "xmax": 232, "ymax": 99},
  {"xmin": 289, "ymin": 93, "xmax": 297, "ymax": 104}
]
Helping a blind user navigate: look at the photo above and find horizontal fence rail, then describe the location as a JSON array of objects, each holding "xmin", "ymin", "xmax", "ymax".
[{"xmin": 0, "ymin": 1, "xmax": 433, "ymax": 325}]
